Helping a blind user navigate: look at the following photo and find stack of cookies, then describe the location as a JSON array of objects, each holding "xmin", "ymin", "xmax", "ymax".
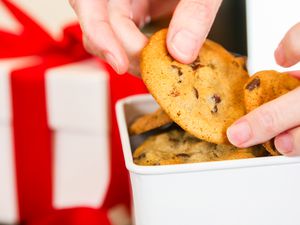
[{"xmin": 129, "ymin": 29, "xmax": 300, "ymax": 166}]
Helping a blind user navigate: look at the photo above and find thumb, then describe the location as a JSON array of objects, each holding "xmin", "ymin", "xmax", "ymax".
[{"xmin": 167, "ymin": 0, "xmax": 222, "ymax": 64}]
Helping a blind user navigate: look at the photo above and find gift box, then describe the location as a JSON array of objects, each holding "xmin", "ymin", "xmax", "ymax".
[
  {"xmin": 0, "ymin": 56, "xmax": 41, "ymax": 224},
  {"xmin": 0, "ymin": 57, "xmax": 113, "ymax": 224},
  {"xmin": 246, "ymin": 0, "xmax": 300, "ymax": 74},
  {"xmin": 0, "ymin": 1, "xmax": 148, "ymax": 224},
  {"xmin": 0, "ymin": 56, "xmax": 147, "ymax": 225}
]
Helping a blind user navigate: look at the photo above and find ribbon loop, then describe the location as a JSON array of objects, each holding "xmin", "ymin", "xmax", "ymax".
[{"xmin": 0, "ymin": 0, "xmax": 55, "ymax": 57}]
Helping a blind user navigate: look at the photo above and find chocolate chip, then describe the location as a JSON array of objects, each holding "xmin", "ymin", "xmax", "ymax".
[
  {"xmin": 134, "ymin": 152, "xmax": 146, "ymax": 160},
  {"xmin": 212, "ymin": 151, "xmax": 219, "ymax": 158},
  {"xmin": 169, "ymin": 137, "xmax": 180, "ymax": 143},
  {"xmin": 176, "ymin": 153, "xmax": 190, "ymax": 158},
  {"xmin": 190, "ymin": 63, "xmax": 202, "ymax": 70},
  {"xmin": 177, "ymin": 111, "xmax": 181, "ymax": 116},
  {"xmin": 189, "ymin": 57, "xmax": 204, "ymax": 70},
  {"xmin": 211, "ymin": 94, "xmax": 221, "ymax": 114},
  {"xmin": 208, "ymin": 63, "xmax": 216, "ymax": 70},
  {"xmin": 193, "ymin": 87, "xmax": 199, "ymax": 99},
  {"xmin": 166, "ymin": 51, "xmax": 174, "ymax": 61},
  {"xmin": 211, "ymin": 105, "xmax": 218, "ymax": 114},
  {"xmin": 246, "ymin": 78, "xmax": 260, "ymax": 91},
  {"xmin": 171, "ymin": 65, "xmax": 183, "ymax": 76},
  {"xmin": 212, "ymin": 94, "xmax": 221, "ymax": 104}
]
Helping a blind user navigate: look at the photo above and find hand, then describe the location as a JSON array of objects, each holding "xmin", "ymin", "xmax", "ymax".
[
  {"xmin": 69, "ymin": 0, "xmax": 222, "ymax": 75},
  {"xmin": 227, "ymin": 23, "xmax": 300, "ymax": 156}
]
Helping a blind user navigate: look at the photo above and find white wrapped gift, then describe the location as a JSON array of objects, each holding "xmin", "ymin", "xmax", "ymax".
[
  {"xmin": 0, "ymin": 58, "xmax": 111, "ymax": 224},
  {"xmin": 0, "ymin": 1, "xmax": 115, "ymax": 223}
]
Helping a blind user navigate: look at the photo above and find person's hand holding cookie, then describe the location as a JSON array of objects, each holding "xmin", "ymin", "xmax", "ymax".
[
  {"xmin": 69, "ymin": 0, "xmax": 222, "ymax": 75},
  {"xmin": 227, "ymin": 23, "xmax": 300, "ymax": 156}
]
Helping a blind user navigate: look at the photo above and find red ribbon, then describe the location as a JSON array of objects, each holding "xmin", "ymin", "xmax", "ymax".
[
  {"xmin": 10, "ymin": 28, "xmax": 94, "ymax": 224},
  {"xmin": 1, "ymin": 1, "xmax": 147, "ymax": 224},
  {"xmin": 0, "ymin": 0, "xmax": 56, "ymax": 58}
]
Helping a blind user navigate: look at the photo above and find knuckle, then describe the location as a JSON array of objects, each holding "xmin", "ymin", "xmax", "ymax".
[
  {"xmin": 82, "ymin": 19, "xmax": 110, "ymax": 46},
  {"xmin": 82, "ymin": 34, "xmax": 103, "ymax": 58},
  {"xmin": 255, "ymin": 106, "xmax": 281, "ymax": 135},
  {"xmin": 294, "ymin": 128, "xmax": 300, "ymax": 153},
  {"xmin": 82, "ymin": 35, "xmax": 92, "ymax": 53},
  {"xmin": 182, "ymin": 0, "xmax": 213, "ymax": 22}
]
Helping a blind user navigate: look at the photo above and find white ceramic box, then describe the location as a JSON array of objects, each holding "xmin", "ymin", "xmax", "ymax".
[{"xmin": 117, "ymin": 94, "xmax": 300, "ymax": 225}]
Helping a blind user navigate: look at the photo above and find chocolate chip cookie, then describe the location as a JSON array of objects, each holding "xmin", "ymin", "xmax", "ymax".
[
  {"xmin": 129, "ymin": 108, "xmax": 173, "ymax": 135},
  {"xmin": 141, "ymin": 29, "xmax": 249, "ymax": 144},
  {"xmin": 244, "ymin": 70, "xmax": 300, "ymax": 155},
  {"xmin": 133, "ymin": 129, "xmax": 266, "ymax": 166}
]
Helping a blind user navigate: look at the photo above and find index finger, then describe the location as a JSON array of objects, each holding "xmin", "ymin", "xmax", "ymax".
[
  {"xmin": 70, "ymin": 0, "xmax": 128, "ymax": 74},
  {"xmin": 167, "ymin": 0, "xmax": 222, "ymax": 64}
]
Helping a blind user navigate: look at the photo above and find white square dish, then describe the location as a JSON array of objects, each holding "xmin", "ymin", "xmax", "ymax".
[{"xmin": 116, "ymin": 94, "xmax": 300, "ymax": 225}]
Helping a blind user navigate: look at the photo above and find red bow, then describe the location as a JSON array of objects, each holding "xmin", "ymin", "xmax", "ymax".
[{"xmin": 0, "ymin": 0, "xmax": 56, "ymax": 58}]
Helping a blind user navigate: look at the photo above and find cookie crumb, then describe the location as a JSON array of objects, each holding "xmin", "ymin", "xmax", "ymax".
[
  {"xmin": 170, "ymin": 88, "xmax": 180, "ymax": 97},
  {"xmin": 232, "ymin": 61, "xmax": 240, "ymax": 67},
  {"xmin": 246, "ymin": 78, "xmax": 260, "ymax": 91}
]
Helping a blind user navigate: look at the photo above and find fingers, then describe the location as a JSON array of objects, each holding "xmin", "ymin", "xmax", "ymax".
[
  {"xmin": 275, "ymin": 22, "xmax": 300, "ymax": 68},
  {"xmin": 286, "ymin": 70, "xmax": 300, "ymax": 79},
  {"xmin": 227, "ymin": 87, "xmax": 300, "ymax": 148},
  {"xmin": 108, "ymin": 0, "xmax": 148, "ymax": 60},
  {"xmin": 167, "ymin": 0, "xmax": 222, "ymax": 63},
  {"xmin": 130, "ymin": 0, "xmax": 150, "ymax": 28},
  {"xmin": 275, "ymin": 127, "xmax": 300, "ymax": 156},
  {"xmin": 70, "ymin": 0, "xmax": 128, "ymax": 74},
  {"xmin": 149, "ymin": 0, "xmax": 179, "ymax": 20}
]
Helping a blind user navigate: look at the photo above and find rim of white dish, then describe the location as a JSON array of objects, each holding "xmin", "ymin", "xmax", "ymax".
[{"xmin": 116, "ymin": 94, "xmax": 300, "ymax": 175}]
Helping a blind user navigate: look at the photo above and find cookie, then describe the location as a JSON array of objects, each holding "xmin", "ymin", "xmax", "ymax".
[
  {"xmin": 263, "ymin": 139, "xmax": 278, "ymax": 156},
  {"xmin": 141, "ymin": 29, "xmax": 249, "ymax": 144},
  {"xmin": 244, "ymin": 70, "xmax": 300, "ymax": 155},
  {"xmin": 133, "ymin": 129, "xmax": 266, "ymax": 166},
  {"xmin": 129, "ymin": 108, "xmax": 173, "ymax": 135}
]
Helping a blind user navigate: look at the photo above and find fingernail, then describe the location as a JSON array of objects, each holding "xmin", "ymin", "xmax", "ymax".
[
  {"xmin": 104, "ymin": 52, "xmax": 120, "ymax": 74},
  {"xmin": 275, "ymin": 133, "xmax": 293, "ymax": 154},
  {"xmin": 140, "ymin": 16, "xmax": 151, "ymax": 29},
  {"xmin": 227, "ymin": 120, "xmax": 252, "ymax": 146},
  {"xmin": 275, "ymin": 43, "xmax": 286, "ymax": 66},
  {"xmin": 170, "ymin": 30, "xmax": 198, "ymax": 61},
  {"xmin": 145, "ymin": 16, "xmax": 151, "ymax": 24}
]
